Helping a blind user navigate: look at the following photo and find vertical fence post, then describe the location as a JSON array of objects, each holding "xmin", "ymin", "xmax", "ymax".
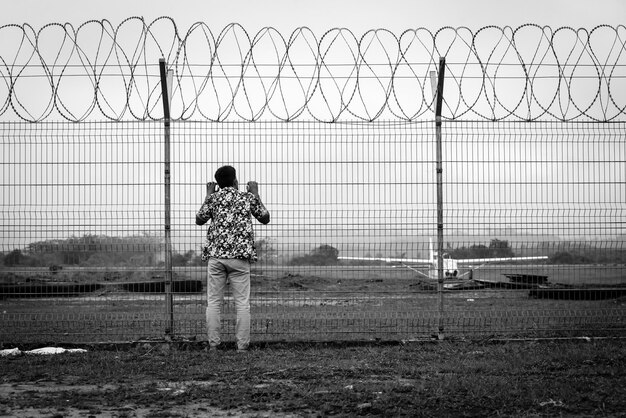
[
  {"xmin": 431, "ymin": 57, "xmax": 446, "ymax": 340},
  {"xmin": 159, "ymin": 59, "xmax": 174, "ymax": 338}
]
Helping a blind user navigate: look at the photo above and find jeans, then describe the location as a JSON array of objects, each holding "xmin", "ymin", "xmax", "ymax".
[{"xmin": 206, "ymin": 258, "xmax": 251, "ymax": 350}]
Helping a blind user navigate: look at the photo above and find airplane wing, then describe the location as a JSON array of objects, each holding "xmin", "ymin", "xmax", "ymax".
[
  {"xmin": 455, "ymin": 256, "xmax": 548, "ymax": 264},
  {"xmin": 339, "ymin": 256, "xmax": 431, "ymax": 264}
]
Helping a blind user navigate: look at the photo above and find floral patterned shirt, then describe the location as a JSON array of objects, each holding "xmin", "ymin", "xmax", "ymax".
[{"xmin": 197, "ymin": 187, "xmax": 269, "ymax": 262}]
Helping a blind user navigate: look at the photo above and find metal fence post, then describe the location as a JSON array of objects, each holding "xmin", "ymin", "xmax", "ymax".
[
  {"xmin": 159, "ymin": 58, "xmax": 174, "ymax": 338},
  {"xmin": 432, "ymin": 57, "xmax": 446, "ymax": 340}
]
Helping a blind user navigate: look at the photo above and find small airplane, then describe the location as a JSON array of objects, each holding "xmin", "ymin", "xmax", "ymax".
[{"xmin": 339, "ymin": 239, "xmax": 549, "ymax": 289}]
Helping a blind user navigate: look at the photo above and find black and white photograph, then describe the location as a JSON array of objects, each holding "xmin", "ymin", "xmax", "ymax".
[{"xmin": 1, "ymin": 0, "xmax": 625, "ymax": 416}]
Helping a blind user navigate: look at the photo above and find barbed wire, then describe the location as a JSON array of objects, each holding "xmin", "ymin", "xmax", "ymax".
[{"xmin": 0, "ymin": 17, "xmax": 624, "ymax": 122}]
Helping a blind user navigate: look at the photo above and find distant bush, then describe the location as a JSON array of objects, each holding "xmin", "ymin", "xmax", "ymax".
[
  {"xmin": 3, "ymin": 249, "xmax": 24, "ymax": 267},
  {"xmin": 289, "ymin": 245, "xmax": 339, "ymax": 265},
  {"xmin": 548, "ymin": 249, "xmax": 626, "ymax": 264},
  {"xmin": 24, "ymin": 234, "xmax": 164, "ymax": 267},
  {"xmin": 448, "ymin": 239, "xmax": 515, "ymax": 260},
  {"xmin": 549, "ymin": 251, "xmax": 592, "ymax": 264}
]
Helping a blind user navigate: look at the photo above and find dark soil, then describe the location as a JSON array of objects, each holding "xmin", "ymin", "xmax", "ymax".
[{"xmin": 1, "ymin": 339, "xmax": 625, "ymax": 417}]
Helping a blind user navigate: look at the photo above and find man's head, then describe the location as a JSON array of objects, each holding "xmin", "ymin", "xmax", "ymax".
[{"xmin": 214, "ymin": 165, "xmax": 238, "ymax": 188}]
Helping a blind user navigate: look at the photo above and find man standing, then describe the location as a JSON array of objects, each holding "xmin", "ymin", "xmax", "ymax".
[{"xmin": 196, "ymin": 165, "xmax": 270, "ymax": 352}]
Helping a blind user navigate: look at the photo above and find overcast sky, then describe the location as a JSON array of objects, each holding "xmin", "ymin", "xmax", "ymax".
[{"xmin": 3, "ymin": 0, "xmax": 624, "ymax": 32}]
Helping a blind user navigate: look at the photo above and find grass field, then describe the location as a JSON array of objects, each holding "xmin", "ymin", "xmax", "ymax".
[{"xmin": 1, "ymin": 339, "xmax": 625, "ymax": 417}]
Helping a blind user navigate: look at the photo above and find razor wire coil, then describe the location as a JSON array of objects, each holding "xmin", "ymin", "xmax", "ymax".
[{"xmin": 0, "ymin": 18, "xmax": 625, "ymax": 122}]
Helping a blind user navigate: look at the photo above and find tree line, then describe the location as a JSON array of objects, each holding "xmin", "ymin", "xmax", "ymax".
[
  {"xmin": 2, "ymin": 235, "xmax": 624, "ymax": 268},
  {"xmin": 0, "ymin": 235, "xmax": 277, "ymax": 268}
]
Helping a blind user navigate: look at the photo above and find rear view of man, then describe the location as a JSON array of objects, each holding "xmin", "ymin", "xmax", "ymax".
[{"xmin": 196, "ymin": 165, "xmax": 270, "ymax": 352}]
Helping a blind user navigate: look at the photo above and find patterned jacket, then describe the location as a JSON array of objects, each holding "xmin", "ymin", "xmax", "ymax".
[{"xmin": 196, "ymin": 187, "xmax": 269, "ymax": 262}]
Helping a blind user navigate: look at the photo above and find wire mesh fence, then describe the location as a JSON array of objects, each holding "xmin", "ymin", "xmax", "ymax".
[
  {"xmin": 1, "ymin": 119, "xmax": 624, "ymax": 343},
  {"xmin": 1, "ymin": 21, "xmax": 625, "ymax": 344}
]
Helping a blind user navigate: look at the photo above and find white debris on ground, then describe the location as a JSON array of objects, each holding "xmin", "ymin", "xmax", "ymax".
[
  {"xmin": 0, "ymin": 348, "xmax": 21, "ymax": 357},
  {"xmin": 0, "ymin": 347, "xmax": 87, "ymax": 356}
]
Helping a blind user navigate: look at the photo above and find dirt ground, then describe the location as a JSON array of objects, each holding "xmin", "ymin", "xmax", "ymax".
[
  {"xmin": 1, "ymin": 381, "xmax": 296, "ymax": 417},
  {"xmin": 1, "ymin": 339, "xmax": 626, "ymax": 417}
]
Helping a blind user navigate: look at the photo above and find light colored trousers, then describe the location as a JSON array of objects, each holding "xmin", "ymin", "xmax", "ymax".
[{"xmin": 206, "ymin": 258, "xmax": 251, "ymax": 350}]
